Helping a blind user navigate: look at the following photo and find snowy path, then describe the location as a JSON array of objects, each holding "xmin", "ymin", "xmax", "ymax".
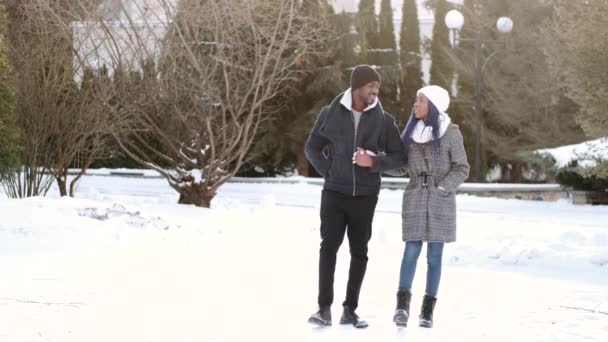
[{"xmin": 0, "ymin": 176, "xmax": 607, "ymax": 341}]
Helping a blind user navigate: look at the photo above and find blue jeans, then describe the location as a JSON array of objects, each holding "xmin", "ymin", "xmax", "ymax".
[{"xmin": 398, "ymin": 241, "xmax": 444, "ymax": 297}]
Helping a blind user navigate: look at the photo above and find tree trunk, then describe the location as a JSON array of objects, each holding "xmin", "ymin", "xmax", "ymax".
[
  {"xmin": 297, "ymin": 149, "xmax": 309, "ymax": 177},
  {"xmin": 70, "ymin": 156, "xmax": 95, "ymax": 197},
  {"xmin": 500, "ymin": 161, "xmax": 524, "ymax": 183},
  {"xmin": 56, "ymin": 177, "xmax": 67, "ymax": 197},
  {"xmin": 500, "ymin": 162, "xmax": 510, "ymax": 182},
  {"xmin": 55, "ymin": 166, "xmax": 70, "ymax": 198},
  {"xmin": 511, "ymin": 161, "xmax": 523, "ymax": 183},
  {"xmin": 177, "ymin": 187, "xmax": 215, "ymax": 208}
]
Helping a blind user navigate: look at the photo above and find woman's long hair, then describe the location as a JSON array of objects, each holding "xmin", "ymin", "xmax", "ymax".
[{"xmin": 401, "ymin": 100, "xmax": 442, "ymax": 163}]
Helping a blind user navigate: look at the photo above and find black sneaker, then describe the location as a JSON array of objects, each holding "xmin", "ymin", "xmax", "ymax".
[
  {"xmin": 339, "ymin": 305, "xmax": 368, "ymax": 329},
  {"xmin": 308, "ymin": 306, "xmax": 332, "ymax": 326}
]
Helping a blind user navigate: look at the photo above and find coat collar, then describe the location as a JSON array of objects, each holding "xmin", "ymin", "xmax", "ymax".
[
  {"xmin": 339, "ymin": 88, "xmax": 379, "ymax": 112},
  {"xmin": 410, "ymin": 114, "xmax": 452, "ymax": 143}
]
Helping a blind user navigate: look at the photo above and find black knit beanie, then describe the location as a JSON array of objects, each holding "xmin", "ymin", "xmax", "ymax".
[{"xmin": 350, "ymin": 65, "xmax": 381, "ymax": 90}]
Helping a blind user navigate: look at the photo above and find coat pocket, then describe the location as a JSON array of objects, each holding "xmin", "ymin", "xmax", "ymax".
[
  {"xmin": 428, "ymin": 188, "xmax": 456, "ymax": 228},
  {"xmin": 436, "ymin": 186, "xmax": 451, "ymax": 196},
  {"xmin": 401, "ymin": 188, "xmax": 419, "ymax": 220},
  {"xmin": 321, "ymin": 145, "xmax": 333, "ymax": 176}
]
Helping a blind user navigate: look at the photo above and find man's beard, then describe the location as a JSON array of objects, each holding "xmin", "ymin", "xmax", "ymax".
[{"xmin": 367, "ymin": 95, "xmax": 377, "ymax": 105}]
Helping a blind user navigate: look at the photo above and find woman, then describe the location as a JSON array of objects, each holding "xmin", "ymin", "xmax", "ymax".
[{"xmin": 392, "ymin": 85, "xmax": 469, "ymax": 328}]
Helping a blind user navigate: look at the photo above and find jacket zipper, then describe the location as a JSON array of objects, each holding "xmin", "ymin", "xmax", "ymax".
[
  {"xmin": 422, "ymin": 144, "xmax": 431, "ymax": 186},
  {"xmin": 350, "ymin": 111, "xmax": 357, "ymax": 196}
]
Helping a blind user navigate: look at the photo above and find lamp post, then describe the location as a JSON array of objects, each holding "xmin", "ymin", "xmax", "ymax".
[{"xmin": 444, "ymin": 9, "xmax": 513, "ymax": 182}]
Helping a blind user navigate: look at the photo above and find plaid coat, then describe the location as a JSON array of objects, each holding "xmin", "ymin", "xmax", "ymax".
[{"xmin": 401, "ymin": 124, "xmax": 470, "ymax": 243}]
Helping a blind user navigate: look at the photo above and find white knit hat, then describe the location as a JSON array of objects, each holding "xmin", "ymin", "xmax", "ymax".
[{"xmin": 417, "ymin": 85, "xmax": 450, "ymax": 113}]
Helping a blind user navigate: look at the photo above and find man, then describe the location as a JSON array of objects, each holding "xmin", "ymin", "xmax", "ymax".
[{"xmin": 305, "ymin": 65, "xmax": 405, "ymax": 328}]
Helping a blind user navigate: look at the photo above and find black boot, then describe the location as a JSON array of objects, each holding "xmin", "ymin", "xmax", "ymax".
[
  {"xmin": 419, "ymin": 295, "xmax": 437, "ymax": 328},
  {"xmin": 340, "ymin": 305, "xmax": 368, "ymax": 329},
  {"xmin": 308, "ymin": 306, "xmax": 332, "ymax": 326},
  {"xmin": 393, "ymin": 289, "xmax": 411, "ymax": 327}
]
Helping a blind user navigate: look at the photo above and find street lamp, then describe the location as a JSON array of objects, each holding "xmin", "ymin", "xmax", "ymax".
[
  {"xmin": 496, "ymin": 17, "xmax": 514, "ymax": 34},
  {"xmin": 445, "ymin": 9, "xmax": 464, "ymax": 33},
  {"xmin": 445, "ymin": 9, "xmax": 513, "ymax": 182}
]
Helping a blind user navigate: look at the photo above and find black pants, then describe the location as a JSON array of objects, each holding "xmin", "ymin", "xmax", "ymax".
[{"xmin": 317, "ymin": 190, "xmax": 378, "ymax": 311}]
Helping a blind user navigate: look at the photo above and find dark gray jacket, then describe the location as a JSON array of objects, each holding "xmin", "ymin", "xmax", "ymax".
[{"xmin": 305, "ymin": 91, "xmax": 405, "ymax": 196}]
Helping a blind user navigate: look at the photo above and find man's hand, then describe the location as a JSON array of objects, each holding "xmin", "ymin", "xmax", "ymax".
[{"xmin": 352, "ymin": 147, "xmax": 373, "ymax": 168}]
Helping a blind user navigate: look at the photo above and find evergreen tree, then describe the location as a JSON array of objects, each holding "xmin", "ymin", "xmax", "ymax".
[
  {"xmin": 291, "ymin": 2, "xmax": 356, "ymax": 176},
  {"xmin": 428, "ymin": 0, "xmax": 452, "ymax": 91},
  {"xmin": 450, "ymin": 0, "xmax": 585, "ymax": 181},
  {"xmin": 448, "ymin": 0, "xmax": 478, "ymax": 177},
  {"xmin": 374, "ymin": 0, "xmax": 399, "ymax": 118},
  {"xmin": 0, "ymin": 2, "xmax": 20, "ymax": 180},
  {"xmin": 398, "ymin": 0, "xmax": 423, "ymax": 122},
  {"xmin": 544, "ymin": 0, "xmax": 608, "ymax": 139},
  {"xmin": 377, "ymin": 0, "xmax": 398, "ymax": 65},
  {"xmin": 356, "ymin": 0, "xmax": 379, "ymax": 64}
]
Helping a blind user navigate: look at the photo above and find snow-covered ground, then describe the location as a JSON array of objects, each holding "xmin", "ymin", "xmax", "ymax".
[{"xmin": 1, "ymin": 175, "xmax": 607, "ymax": 341}]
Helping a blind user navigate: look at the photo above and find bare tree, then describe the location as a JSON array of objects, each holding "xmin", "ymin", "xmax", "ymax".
[
  {"xmin": 3, "ymin": 1, "xmax": 55, "ymax": 197},
  {"xmin": 5, "ymin": 0, "xmax": 124, "ymax": 197},
  {"xmin": 63, "ymin": 0, "xmax": 325, "ymax": 207}
]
